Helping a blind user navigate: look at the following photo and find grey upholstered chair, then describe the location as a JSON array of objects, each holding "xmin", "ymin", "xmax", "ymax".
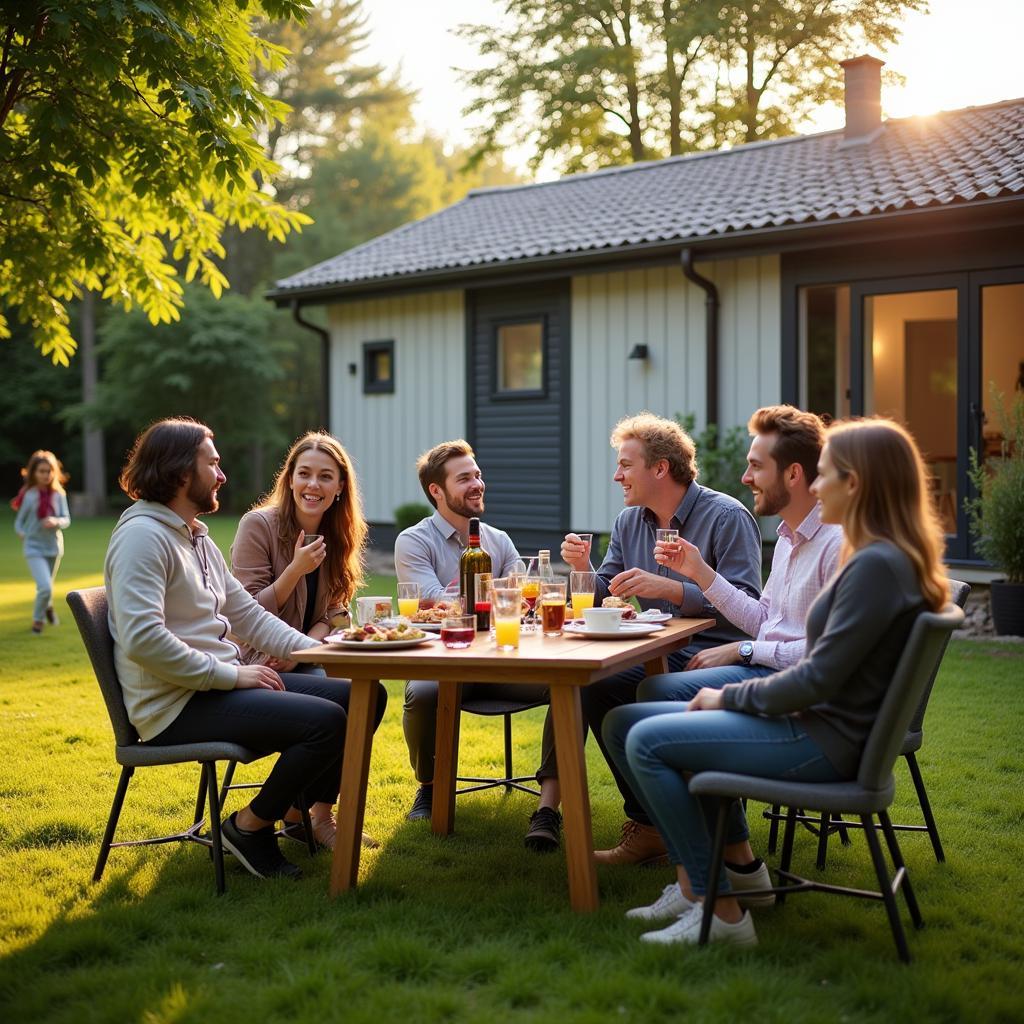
[
  {"xmin": 68, "ymin": 586, "xmax": 274, "ymax": 894},
  {"xmin": 765, "ymin": 579, "xmax": 970, "ymax": 866},
  {"xmin": 456, "ymin": 697, "xmax": 547, "ymax": 797},
  {"xmin": 689, "ymin": 603, "xmax": 964, "ymax": 962}
]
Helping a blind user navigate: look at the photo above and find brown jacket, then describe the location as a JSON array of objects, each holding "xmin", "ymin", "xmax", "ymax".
[{"xmin": 229, "ymin": 507, "xmax": 344, "ymax": 664}]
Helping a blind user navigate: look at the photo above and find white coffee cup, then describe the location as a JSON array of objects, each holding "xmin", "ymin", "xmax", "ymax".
[
  {"xmin": 356, "ymin": 596, "xmax": 393, "ymax": 625},
  {"xmin": 583, "ymin": 607, "xmax": 624, "ymax": 631}
]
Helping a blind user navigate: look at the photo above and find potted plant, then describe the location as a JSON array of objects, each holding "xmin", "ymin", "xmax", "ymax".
[{"xmin": 965, "ymin": 387, "xmax": 1024, "ymax": 636}]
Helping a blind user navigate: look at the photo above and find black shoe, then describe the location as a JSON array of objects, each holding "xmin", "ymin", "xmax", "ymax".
[
  {"xmin": 525, "ymin": 807, "xmax": 562, "ymax": 853},
  {"xmin": 45, "ymin": 606, "xmax": 58, "ymax": 626},
  {"xmin": 406, "ymin": 785, "xmax": 433, "ymax": 821},
  {"xmin": 220, "ymin": 812, "xmax": 302, "ymax": 880}
]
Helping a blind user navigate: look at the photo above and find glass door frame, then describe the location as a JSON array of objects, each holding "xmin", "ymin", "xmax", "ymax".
[{"xmin": 849, "ymin": 273, "xmax": 970, "ymax": 559}]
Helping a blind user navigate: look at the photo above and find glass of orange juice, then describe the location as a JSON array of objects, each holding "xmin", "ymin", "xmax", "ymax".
[
  {"xmin": 570, "ymin": 571, "xmax": 597, "ymax": 620},
  {"xmin": 397, "ymin": 582, "xmax": 420, "ymax": 618},
  {"xmin": 492, "ymin": 585, "xmax": 522, "ymax": 651}
]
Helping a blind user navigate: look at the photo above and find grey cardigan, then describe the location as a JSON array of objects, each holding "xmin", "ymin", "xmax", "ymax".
[{"xmin": 722, "ymin": 541, "xmax": 927, "ymax": 777}]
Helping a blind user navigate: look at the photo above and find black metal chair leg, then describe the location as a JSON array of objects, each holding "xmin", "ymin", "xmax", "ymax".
[
  {"xmin": 862, "ymin": 813, "xmax": 911, "ymax": 963},
  {"xmin": 815, "ymin": 810, "xmax": 830, "ymax": 870},
  {"xmin": 700, "ymin": 798, "xmax": 730, "ymax": 946},
  {"xmin": 193, "ymin": 763, "xmax": 209, "ymax": 825},
  {"xmin": 879, "ymin": 809, "xmax": 923, "ymax": 929},
  {"xmin": 299, "ymin": 794, "xmax": 317, "ymax": 856},
  {"xmin": 206, "ymin": 762, "xmax": 226, "ymax": 895},
  {"xmin": 94, "ymin": 765, "xmax": 134, "ymax": 882},
  {"xmin": 767, "ymin": 803, "xmax": 781, "ymax": 854},
  {"xmin": 777, "ymin": 805, "xmax": 798, "ymax": 906},
  {"xmin": 502, "ymin": 714, "xmax": 513, "ymax": 793},
  {"xmin": 219, "ymin": 760, "xmax": 238, "ymax": 811},
  {"xmin": 905, "ymin": 751, "xmax": 945, "ymax": 863},
  {"xmin": 833, "ymin": 813, "xmax": 852, "ymax": 847}
]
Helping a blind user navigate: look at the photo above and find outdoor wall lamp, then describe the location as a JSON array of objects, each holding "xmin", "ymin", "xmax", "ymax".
[
  {"xmin": 628, "ymin": 344, "xmax": 649, "ymax": 361},
  {"xmin": 348, "ymin": 362, "xmax": 358, "ymax": 376}
]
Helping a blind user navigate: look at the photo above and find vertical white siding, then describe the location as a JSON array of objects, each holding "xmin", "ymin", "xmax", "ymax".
[
  {"xmin": 570, "ymin": 255, "xmax": 781, "ymax": 529},
  {"xmin": 326, "ymin": 291, "xmax": 465, "ymax": 522}
]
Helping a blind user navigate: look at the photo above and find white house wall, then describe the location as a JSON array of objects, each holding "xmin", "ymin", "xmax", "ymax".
[
  {"xmin": 570, "ymin": 256, "xmax": 781, "ymax": 531},
  {"xmin": 326, "ymin": 291, "xmax": 465, "ymax": 523}
]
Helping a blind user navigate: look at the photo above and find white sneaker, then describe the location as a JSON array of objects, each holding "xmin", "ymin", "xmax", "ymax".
[
  {"xmin": 625, "ymin": 882, "xmax": 696, "ymax": 921},
  {"xmin": 640, "ymin": 904, "xmax": 758, "ymax": 947},
  {"xmin": 726, "ymin": 861, "xmax": 776, "ymax": 908}
]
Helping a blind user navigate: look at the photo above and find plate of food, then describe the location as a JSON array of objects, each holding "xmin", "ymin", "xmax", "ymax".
[
  {"xmin": 409, "ymin": 600, "xmax": 463, "ymax": 631},
  {"xmin": 325, "ymin": 623, "xmax": 436, "ymax": 649},
  {"xmin": 562, "ymin": 621, "xmax": 666, "ymax": 640},
  {"xmin": 599, "ymin": 597, "xmax": 671, "ymax": 624}
]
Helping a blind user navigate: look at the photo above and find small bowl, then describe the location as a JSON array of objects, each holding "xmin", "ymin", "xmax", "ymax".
[{"xmin": 583, "ymin": 607, "xmax": 624, "ymax": 631}]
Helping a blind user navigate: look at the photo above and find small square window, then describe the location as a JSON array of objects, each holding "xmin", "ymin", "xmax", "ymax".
[
  {"xmin": 363, "ymin": 340, "xmax": 394, "ymax": 394},
  {"xmin": 496, "ymin": 321, "xmax": 544, "ymax": 394}
]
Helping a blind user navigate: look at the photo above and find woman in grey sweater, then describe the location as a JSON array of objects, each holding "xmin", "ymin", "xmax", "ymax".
[
  {"xmin": 604, "ymin": 418, "xmax": 950, "ymax": 947},
  {"xmin": 12, "ymin": 450, "xmax": 71, "ymax": 633}
]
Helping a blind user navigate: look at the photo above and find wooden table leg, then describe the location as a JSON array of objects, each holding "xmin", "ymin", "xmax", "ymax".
[
  {"xmin": 330, "ymin": 675, "xmax": 378, "ymax": 896},
  {"xmin": 432, "ymin": 680, "xmax": 462, "ymax": 836},
  {"xmin": 549, "ymin": 685, "xmax": 599, "ymax": 912},
  {"xmin": 644, "ymin": 656, "xmax": 669, "ymax": 676}
]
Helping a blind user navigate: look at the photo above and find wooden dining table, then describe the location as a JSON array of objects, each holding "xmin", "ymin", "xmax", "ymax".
[{"xmin": 292, "ymin": 616, "xmax": 713, "ymax": 912}]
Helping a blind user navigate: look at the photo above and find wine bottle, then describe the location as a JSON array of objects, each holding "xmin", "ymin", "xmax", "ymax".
[{"xmin": 459, "ymin": 518, "xmax": 492, "ymax": 629}]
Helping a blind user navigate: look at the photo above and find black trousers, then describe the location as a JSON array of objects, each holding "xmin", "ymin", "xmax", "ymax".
[
  {"xmin": 150, "ymin": 673, "xmax": 387, "ymax": 823},
  {"xmin": 580, "ymin": 648, "xmax": 692, "ymax": 825}
]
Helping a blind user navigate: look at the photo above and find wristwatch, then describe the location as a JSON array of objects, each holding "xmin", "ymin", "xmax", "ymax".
[{"xmin": 738, "ymin": 641, "xmax": 754, "ymax": 665}]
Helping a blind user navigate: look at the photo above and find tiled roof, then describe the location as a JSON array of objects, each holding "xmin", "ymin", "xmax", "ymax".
[{"xmin": 275, "ymin": 98, "xmax": 1024, "ymax": 295}]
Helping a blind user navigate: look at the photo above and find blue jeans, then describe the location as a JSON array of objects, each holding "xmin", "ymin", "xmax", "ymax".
[
  {"xmin": 639, "ymin": 663, "xmax": 776, "ymax": 703},
  {"xmin": 603, "ymin": 704, "xmax": 841, "ymax": 896},
  {"xmin": 26, "ymin": 554, "xmax": 60, "ymax": 623}
]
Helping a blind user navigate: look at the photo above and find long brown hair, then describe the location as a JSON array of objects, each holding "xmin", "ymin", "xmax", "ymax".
[
  {"xmin": 22, "ymin": 450, "xmax": 69, "ymax": 493},
  {"xmin": 119, "ymin": 418, "xmax": 213, "ymax": 503},
  {"xmin": 825, "ymin": 418, "xmax": 948, "ymax": 611},
  {"xmin": 255, "ymin": 432, "xmax": 366, "ymax": 606}
]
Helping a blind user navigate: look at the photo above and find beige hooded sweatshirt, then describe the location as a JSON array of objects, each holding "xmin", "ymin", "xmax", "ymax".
[{"xmin": 104, "ymin": 500, "xmax": 318, "ymax": 741}]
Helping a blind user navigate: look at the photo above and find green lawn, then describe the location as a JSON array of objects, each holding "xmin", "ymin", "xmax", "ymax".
[{"xmin": 1, "ymin": 511, "xmax": 1022, "ymax": 1023}]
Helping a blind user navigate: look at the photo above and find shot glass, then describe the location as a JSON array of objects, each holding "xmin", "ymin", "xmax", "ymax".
[
  {"xmin": 539, "ymin": 580, "xmax": 568, "ymax": 636},
  {"xmin": 655, "ymin": 529, "xmax": 679, "ymax": 544},
  {"xmin": 491, "ymin": 586, "xmax": 522, "ymax": 651},
  {"xmin": 440, "ymin": 615, "xmax": 475, "ymax": 649},
  {"xmin": 569, "ymin": 570, "xmax": 597, "ymax": 621}
]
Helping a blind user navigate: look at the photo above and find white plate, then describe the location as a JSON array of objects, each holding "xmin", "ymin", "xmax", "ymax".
[
  {"xmin": 563, "ymin": 621, "xmax": 666, "ymax": 640},
  {"xmin": 636, "ymin": 610, "xmax": 672, "ymax": 623},
  {"xmin": 408, "ymin": 620, "xmax": 443, "ymax": 632},
  {"xmin": 324, "ymin": 634, "xmax": 436, "ymax": 650}
]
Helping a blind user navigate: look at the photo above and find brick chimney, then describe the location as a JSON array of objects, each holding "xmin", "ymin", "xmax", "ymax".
[{"xmin": 840, "ymin": 55, "xmax": 885, "ymax": 144}]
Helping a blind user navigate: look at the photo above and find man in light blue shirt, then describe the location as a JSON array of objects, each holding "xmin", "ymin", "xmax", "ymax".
[
  {"xmin": 561, "ymin": 412, "xmax": 762, "ymax": 865},
  {"xmin": 394, "ymin": 439, "xmax": 563, "ymax": 852}
]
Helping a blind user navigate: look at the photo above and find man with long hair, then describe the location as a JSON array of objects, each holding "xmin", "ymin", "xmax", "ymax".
[{"xmin": 104, "ymin": 417, "xmax": 383, "ymax": 881}]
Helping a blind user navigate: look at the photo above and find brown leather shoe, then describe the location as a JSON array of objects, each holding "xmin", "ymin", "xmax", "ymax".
[{"xmin": 594, "ymin": 819, "xmax": 669, "ymax": 866}]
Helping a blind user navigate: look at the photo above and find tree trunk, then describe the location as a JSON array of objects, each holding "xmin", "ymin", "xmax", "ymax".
[
  {"xmin": 663, "ymin": 2, "xmax": 681, "ymax": 155},
  {"xmin": 80, "ymin": 289, "xmax": 107, "ymax": 514},
  {"xmin": 622, "ymin": 11, "xmax": 645, "ymax": 161}
]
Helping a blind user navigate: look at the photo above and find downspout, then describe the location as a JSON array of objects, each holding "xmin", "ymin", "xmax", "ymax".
[
  {"xmin": 290, "ymin": 299, "xmax": 330, "ymax": 430},
  {"xmin": 680, "ymin": 248, "xmax": 719, "ymax": 434}
]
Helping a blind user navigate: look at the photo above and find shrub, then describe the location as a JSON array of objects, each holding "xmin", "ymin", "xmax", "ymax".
[
  {"xmin": 394, "ymin": 502, "xmax": 433, "ymax": 532},
  {"xmin": 965, "ymin": 387, "xmax": 1024, "ymax": 583},
  {"xmin": 675, "ymin": 414, "xmax": 752, "ymax": 511}
]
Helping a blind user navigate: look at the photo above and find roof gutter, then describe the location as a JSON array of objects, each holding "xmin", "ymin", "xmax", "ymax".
[
  {"xmin": 290, "ymin": 300, "xmax": 330, "ymax": 429},
  {"xmin": 680, "ymin": 248, "xmax": 719, "ymax": 433}
]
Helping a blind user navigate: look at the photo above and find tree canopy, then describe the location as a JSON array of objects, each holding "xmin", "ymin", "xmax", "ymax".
[
  {"xmin": 458, "ymin": 0, "xmax": 925, "ymax": 173},
  {"xmin": 0, "ymin": 0, "xmax": 315, "ymax": 364}
]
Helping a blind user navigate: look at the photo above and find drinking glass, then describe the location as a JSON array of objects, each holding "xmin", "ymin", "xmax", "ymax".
[
  {"xmin": 574, "ymin": 533, "xmax": 593, "ymax": 564},
  {"xmin": 474, "ymin": 572, "xmax": 493, "ymax": 632},
  {"xmin": 492, "ymin": 586, "xmax": 522, "ymax": 651},
  {"xmin": 397, "ymin": 582, "xmax": 420, "ymax": 618},
  {"xmin": 570, "ymin": 570, "xmax": 597, "ymax": 620},
  {"xmin": 302, "ymin": 533, "xmax": 322, "ymax": 546},
  {"xmin": 539, "ymin": 580, "xmax": 567, "ymax": 636},
  {"xmin": 655, "ymin": 529, "xmax": 679, "ymax": 544},
  {"xmin": 440, "ymin": 615, "xmax": 475, "ymax": 649},
  {"xmin": 512, "ymin": 557, "xmax": 540, "ymax": 633}
]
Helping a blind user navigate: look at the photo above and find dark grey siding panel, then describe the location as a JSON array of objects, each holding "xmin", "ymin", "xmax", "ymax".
[{"xmin": 468, "ymin": 281, "xmax": 570, "ymax": 544}]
